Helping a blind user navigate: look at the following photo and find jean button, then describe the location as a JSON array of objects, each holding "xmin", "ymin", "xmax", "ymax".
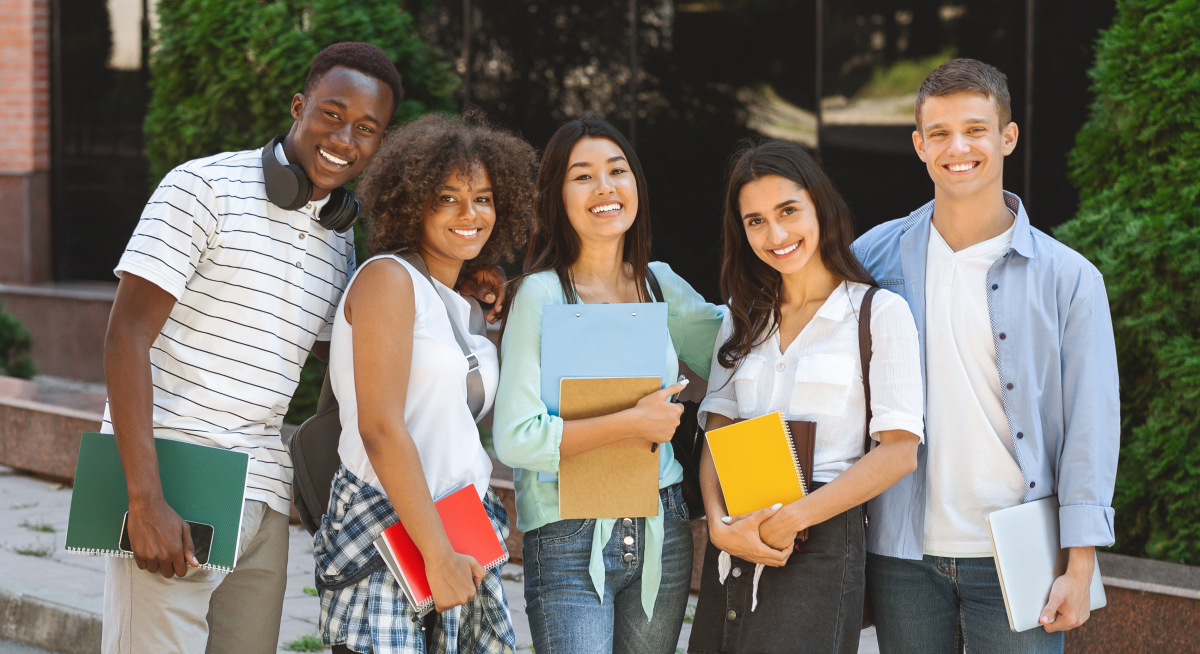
[
  {"xmin": 623, "ymin": 552, "xmax": 635, "ymax": 563},
  {"xmin": 623, "ymin": 536, "xmax": 634, "ymax": 546},
  {"xmin": 622, "ymin": 518, "xmax": 633, "ymax": 527},
  {"xmin": 731, "ymin": 567, "xmax": 742, "ymax": 578},
  {"xmin": 727, "ymin": 610, "xmax": 738, "ymax": 620}
]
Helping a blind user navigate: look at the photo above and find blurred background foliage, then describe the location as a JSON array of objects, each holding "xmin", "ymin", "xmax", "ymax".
[
  {"xmin": 145, "ymin": 0, "xmax": 458, "ymax": 184},
  {"xmin": 1055, "ymin": 0, "xmax": 1200, "ymax": 564}
]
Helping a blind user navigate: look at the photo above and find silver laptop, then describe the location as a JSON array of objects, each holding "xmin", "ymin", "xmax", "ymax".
[{"xmin": 986, "ymin": 496, "xmax": 1107, "ymax": 632}]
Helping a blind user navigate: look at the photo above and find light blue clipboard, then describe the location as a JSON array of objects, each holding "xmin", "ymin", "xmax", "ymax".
[{"xmin": 538, "ymin": 302, "xmax": 669, "ymax": 482}]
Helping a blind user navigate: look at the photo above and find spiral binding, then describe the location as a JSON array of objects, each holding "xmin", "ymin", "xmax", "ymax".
[
  {"xmin": 64, "ymin": 546, "xmax": 234, "ymax": 573},
  {"xmin": 778, "ymin": 412, "xmax": 808, "ymax": 496}
]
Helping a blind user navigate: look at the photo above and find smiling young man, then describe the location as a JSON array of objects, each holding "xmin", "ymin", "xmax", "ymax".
[
  {"xmin": 99, "ymin": 43, "xmax": 399, "ymax": 654},
  {"xmin": 852, "ymin": 59, "xmax": 1120, "ymax": 653}
]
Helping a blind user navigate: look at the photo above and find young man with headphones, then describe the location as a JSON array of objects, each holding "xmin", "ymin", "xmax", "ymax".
[{"xmin": 100, "ymin": 43, "xmax": 445, "ymax": 654}]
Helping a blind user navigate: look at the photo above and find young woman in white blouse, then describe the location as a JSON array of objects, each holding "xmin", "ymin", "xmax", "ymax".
[
  {"xmin": 687, "ymin": 140, "xmax": 924, "ymax": 654},
  {"xmin": 312, "ymin": 114, "xmax": 537, "ymax": 654}
]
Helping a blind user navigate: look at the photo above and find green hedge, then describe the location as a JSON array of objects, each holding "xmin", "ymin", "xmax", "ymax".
[
  {"xmin": 1054, "ymin": 0, "xmax": 1200, "ymax": 563},
  {"xmin": 145, "ymin": 0, "xmax": 458, "ymax": 184}
]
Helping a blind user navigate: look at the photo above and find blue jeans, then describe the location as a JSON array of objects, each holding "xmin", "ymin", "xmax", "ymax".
[
  {"xmin": 867, "ymin": 553, "xmax": 1064, "ymax": 654},
  {"xmin": 523, "ymin": 484, "xmax": 694, "ymax": 654}
]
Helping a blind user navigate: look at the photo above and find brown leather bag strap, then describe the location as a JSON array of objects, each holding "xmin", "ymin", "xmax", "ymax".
[{"xmin": 859, "ymin": 285, "xmax": 880, "ymax": 455}]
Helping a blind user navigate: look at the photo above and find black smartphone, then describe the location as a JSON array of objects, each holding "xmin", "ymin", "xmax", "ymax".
[{"xmin": 119, "ymin": 511, "xmax": 214, "ymax": 566}]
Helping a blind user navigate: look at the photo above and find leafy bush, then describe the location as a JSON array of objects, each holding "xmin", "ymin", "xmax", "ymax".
[
  {"xmin": 1054, "ymin": 0, "xmax": 1200, "ymax": 563},
  {"xmin": 0, "ymin": 301, "xmax": 35, "ymax": 379},
  {"xmin": 145, "ymin": 0, "xmax": 458, "ymax": 183}
]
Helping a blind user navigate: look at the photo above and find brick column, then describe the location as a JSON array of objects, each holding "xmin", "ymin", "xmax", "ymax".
[{"xmin": 0, "ymin": 0, "xmax": 52, "ymax": 284}]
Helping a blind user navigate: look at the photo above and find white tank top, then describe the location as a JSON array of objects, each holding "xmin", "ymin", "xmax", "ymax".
[{"xmin": 330, "ymin": 254, "xmax": 496, "ymax": 500}]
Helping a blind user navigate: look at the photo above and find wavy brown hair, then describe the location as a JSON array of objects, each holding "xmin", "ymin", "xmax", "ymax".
[
  {"xmin": 717, "ymin": 140, "xmax": 876, "ymax": 370},
  {"xmin": 356, "ymin": 112, "xmax": 538, "ymax": 266},
  {"xmin": 505, "ymin": 114, "xmax": 653, "ymax": 310}
]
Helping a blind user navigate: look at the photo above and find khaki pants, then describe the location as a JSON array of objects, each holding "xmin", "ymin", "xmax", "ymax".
[{"xmin": 102, "ymin": 501, "xmax": 290, "ymax": 654}]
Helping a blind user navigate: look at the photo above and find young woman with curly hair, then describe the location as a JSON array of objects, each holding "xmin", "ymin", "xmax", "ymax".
[
  {"xmin": 492, "ymin": 115, "xmax": 724, "ymax": 654},
  {"xmin": 687, "ymin": 140, "xmax": 923, "ymax": 654},
  {"xmin": 312, "ymin": 113, "xmax": 537, "ymax": 654}
]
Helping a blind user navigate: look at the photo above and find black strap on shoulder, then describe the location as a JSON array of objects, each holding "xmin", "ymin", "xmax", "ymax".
[
  {"xmin": 646, "ymin": 268, "xmax": 665, "ymax": 304},
  {"xmin": 859, "ymin": 285, "xmax": 880, "ymax": 455}
]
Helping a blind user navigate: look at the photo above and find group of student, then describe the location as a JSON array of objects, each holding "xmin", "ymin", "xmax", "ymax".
[{"xmin": 100, "ymin": 41, "xmax": 1119, "ymax": 654}]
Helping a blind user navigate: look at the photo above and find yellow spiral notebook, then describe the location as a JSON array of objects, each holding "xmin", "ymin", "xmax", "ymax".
[{"xmin": 705, "ymin": 411, "xmax": 807, "ymax": 516}]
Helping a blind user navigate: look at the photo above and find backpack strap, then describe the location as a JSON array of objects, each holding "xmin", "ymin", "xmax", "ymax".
[
  {"xmin": 647, "ymin": 267, "xmax": 665, "ymax": 304},
  {"xmin": 397, "ymin": 251, "xmax": 487, "ymax": 421},
  {"xmin": 859, "ymin": 285, "xmax": 880, "ymax": 456}
]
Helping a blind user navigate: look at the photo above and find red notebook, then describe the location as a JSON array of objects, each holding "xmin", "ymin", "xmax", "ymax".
[{"xmin": 372, "ymin": 485, "xmax": 507, "ymax": 615}]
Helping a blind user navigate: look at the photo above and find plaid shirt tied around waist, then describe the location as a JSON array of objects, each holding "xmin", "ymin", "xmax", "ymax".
[{"xmin": 314, "ymin": 465, "xmax": 516, "ymax": 654}]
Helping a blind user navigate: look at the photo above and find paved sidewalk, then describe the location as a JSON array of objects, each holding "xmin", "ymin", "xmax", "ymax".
[{"xmin": 0, "ymin": 465, "xmax": 878, "ymax": 653}]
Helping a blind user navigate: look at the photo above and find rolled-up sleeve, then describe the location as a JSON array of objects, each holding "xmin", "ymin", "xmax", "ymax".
[
  {"xmin": 115, "ymin": 166, "xmax": 219, "ymax": 299},
  {"xmin": 697, "ymin": 314, "xmax": 738, "ymax": 428},
  {"xmin": 1057, "ymin": 273, "xmax": 1119, "ymax": 548},
  {"xmin": 868, "ymin": 291, "xmax": 926, "ymax": 441},
  {"xmin": 493, "ymin": 276, "xmax": 565, "ymax": 473}
]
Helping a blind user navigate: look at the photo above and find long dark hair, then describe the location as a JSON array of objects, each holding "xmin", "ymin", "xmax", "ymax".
[
  {"xmin": 507, "ymin": 115, "xmax": 653, "ymax": 309},
  {"xmin": 717, "ymin": 140, "xmax": 876, "ymax": 370}
]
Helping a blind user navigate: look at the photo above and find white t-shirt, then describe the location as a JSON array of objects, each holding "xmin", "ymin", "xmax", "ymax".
[
  {"xmin": 330, "ymin": 255, "xmax": 496, "ymax": 501},
  {"xmin": 103, "ymin": 147, "xmax": 355, "ymax": 516},
  {"xmin": 922, "ymin": 219, "xmax": 1026, "ymax": 556},
  {"xmin": 700, "ymin": 282, "xmax": 925, "ymax": 484}
]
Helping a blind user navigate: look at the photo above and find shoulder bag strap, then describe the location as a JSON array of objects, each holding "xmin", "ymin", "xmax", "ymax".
[
  {"xmin": 397, "ymin": 251, "xmax": 487, "ymax": 421},
  {"xmin": 646, "ymin": 267, "xmax": 665, "ymax": 304},
  {"xmin": 859, "ymin": 285, "xmax": 879, "ymax": 456}
]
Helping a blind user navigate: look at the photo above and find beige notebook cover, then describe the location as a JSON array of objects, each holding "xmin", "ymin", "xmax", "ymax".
[{"xmin": 557, "ymin": 377, "xmax": 662, "ymax": 519}]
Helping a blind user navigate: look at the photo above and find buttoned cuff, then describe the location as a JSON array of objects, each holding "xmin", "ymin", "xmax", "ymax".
[{"xmin": 1059, "ymin": 503, "xmax": 1116, "ymax": 548}]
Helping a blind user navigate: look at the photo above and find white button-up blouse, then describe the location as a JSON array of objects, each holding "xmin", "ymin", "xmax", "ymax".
[{"xmin": 700, "ymin": 281, "xmax": 925, "ymax": 485}]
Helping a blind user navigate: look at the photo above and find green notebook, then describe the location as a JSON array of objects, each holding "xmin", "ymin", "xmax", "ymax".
[{"xmin": 65, "ymin": 433, "xmax": 250, "ymax": 572}]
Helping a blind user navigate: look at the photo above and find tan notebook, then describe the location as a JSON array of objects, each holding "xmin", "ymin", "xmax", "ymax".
[{"xmin": 557, "ymin": 377, "xmax": 662, "ymax": 519}]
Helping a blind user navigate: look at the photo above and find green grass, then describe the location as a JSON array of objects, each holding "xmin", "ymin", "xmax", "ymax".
[
  {"xmin": 856, "ymin": 48, "xmax": 956, "ymax": 99},
  {"xmin": 14, "ymin": 544, "xmax": 54, "ymax": 557},
  {"xmin": 281, "ymin": 634, "xmax": 326, "ymax": 652},
  {"xmin": 683, "ymin": 603, "xmax": 696, "ymax": 624},
  {"xmin": 20, "ymin": 519, "xmax": 55, "ymax": 533},
  {"xmin": 9, "ymin": 502, "xmax": 38, "ymax": 510},
  {"xmin": 303, "ymin": 586, "xmax": 318, "ymax": 596}
]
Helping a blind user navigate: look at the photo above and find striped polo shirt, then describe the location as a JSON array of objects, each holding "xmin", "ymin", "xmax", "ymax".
[{"xmin": 101, "ymin": 147, "xmax": 356, "ymax": 515}]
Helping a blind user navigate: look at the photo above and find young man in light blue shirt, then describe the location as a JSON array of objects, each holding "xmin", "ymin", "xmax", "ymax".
[{"xmin": 852, "ymin": 59, "xmax": 1120, "ymax": 653}]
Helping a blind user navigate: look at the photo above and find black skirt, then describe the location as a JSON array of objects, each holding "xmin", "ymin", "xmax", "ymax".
[{"xmin": 687, "ymin": 504, "xmax": 866, "ymax": 654}]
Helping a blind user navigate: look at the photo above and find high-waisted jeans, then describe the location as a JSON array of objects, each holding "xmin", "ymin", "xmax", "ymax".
[{"xmin": 522, "ymin": 483, "xmax": 694, "ymax": 654}]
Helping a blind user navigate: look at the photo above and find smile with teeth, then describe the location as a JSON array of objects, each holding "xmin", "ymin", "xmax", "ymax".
[
  {"xmin": 590, "ymin": 203, "xmax": 622, "ymax": 214},
  {"xmin": 771, "ymin": 242, "xmax": 799, "ymax": 256},
  {"xmin": 946, "ymin": 161, "xmax": 979, "ymax": 172},
  {"xmin": 451, "ymin": 227, "xmax": 483, "ymax": 238},
  {"xmin": 319, "ymin": 148, "xmax": 349, "ymax": 166}
]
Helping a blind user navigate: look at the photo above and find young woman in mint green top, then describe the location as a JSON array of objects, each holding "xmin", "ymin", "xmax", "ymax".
[{"xmin": 493, "ymin": 116, "xmax": 723, "ymax": 654}]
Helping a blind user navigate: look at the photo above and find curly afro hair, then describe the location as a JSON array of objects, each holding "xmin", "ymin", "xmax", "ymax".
[
  {"xmin": 305, "ymin": 42, "xmax": 403, "ymax": 116},
  {"xmin": 357, "ymin": 112, "xmax": 538, "ymax": 267}
]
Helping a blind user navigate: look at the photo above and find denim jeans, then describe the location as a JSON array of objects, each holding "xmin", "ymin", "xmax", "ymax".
[
  {"xmin": 523, "ymin": 484, "xmax": 694, "ymax": 654},
  {"xmin": 867, "ymin": 553, "xmax": 1064, "ymax": 654}
]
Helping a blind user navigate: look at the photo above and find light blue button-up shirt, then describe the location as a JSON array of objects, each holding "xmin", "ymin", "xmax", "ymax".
[{"xmin": 851, "ymin": 192, "xmax": 1120, "ymax": 560}]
